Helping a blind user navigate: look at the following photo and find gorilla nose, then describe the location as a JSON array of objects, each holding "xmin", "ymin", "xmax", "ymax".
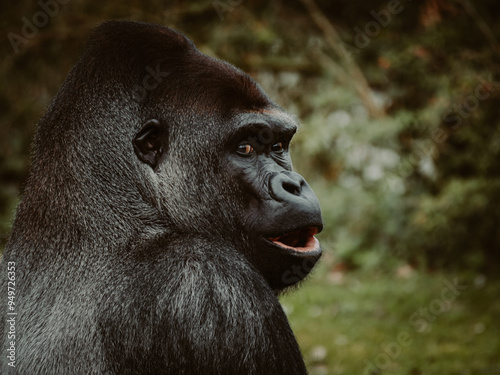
[
  {"xmin": 268, "ymin": 171, "xmax": 323, "ymax": 230},
  {"xmin": 270, "ymin": 172, "xmax": 310, "ymax": 201}
]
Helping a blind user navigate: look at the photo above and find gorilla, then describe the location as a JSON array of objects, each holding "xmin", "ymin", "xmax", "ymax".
[{"xmin": 0, "ymin": 20, "xmax": 323, "ymax": 375}]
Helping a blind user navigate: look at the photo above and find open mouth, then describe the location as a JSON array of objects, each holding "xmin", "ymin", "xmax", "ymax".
[{"xmin": 268, "ymin": 227, "xmax": 320, "ymax": 253}]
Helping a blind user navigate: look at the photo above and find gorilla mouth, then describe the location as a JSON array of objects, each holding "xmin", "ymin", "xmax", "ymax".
[{"xmin": 268, "ymin": 227, "xmax": 320, "ymax": 252}]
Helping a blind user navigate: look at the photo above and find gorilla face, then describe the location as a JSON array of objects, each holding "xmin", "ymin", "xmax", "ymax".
[
  {"xmin": 226, "ymin": 110, "xmax": 322, "ymax": 242},
  {"xmin": 223, "ymin": 110, "xmax": 323, "ymax": 290}
]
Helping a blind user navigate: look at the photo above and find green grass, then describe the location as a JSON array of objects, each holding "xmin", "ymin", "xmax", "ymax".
[{"xmin": 281, "ymin": 261, "xmax": 500, "ymax": 375}]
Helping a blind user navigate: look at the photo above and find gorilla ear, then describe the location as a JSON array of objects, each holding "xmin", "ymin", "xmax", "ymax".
[{"xmin": 133, "ymin": 119, "xmax": 164, "ymax": 169}]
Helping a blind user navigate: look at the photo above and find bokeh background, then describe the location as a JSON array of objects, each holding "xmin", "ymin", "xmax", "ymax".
[{"xmin": 1, "ymin": 1, "xmax": 500, "ymax": 374}]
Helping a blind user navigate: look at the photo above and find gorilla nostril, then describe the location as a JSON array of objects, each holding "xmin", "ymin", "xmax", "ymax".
[
  {"xmin": 270, "ymin": 172, "xmax": 306, "ymax": 201},
  {"xmin": 282, "ymin": 181, "xmax": 301, "ymax": 196}
]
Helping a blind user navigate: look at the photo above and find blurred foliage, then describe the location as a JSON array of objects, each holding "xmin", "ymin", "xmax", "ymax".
[{"xmin": 1, "ymin": 0, "xmax": 500, "ymax": 275}]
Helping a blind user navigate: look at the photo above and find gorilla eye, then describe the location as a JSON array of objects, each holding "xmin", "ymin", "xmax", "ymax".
[
  {"xmin": 271, "ymin": 142, "xmax": 285, "ymax": 154},
  {"xmin": 237, "ymin": 143, "xmax": 254, "ymax": 156}
]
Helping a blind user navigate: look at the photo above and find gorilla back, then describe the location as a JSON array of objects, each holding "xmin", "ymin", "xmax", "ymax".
[{"xmin": 0, "ymin": 21, "xmax": 323, "ymax": 375}]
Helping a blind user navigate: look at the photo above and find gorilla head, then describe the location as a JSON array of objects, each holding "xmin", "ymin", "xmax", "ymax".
[{"xmin": 47, "ymin": 20, "xmax": 323, "ymax": 290}]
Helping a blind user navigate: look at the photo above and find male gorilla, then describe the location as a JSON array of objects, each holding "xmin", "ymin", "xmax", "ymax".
[{"xmin": 0, "ymin": 21, "xmax": 323, "ymax": 374}]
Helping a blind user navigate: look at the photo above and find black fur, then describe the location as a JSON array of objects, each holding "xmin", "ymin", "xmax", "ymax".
[{"xmin": 0, "ymin": 21, "xmax": 323, "ymax": 374}]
